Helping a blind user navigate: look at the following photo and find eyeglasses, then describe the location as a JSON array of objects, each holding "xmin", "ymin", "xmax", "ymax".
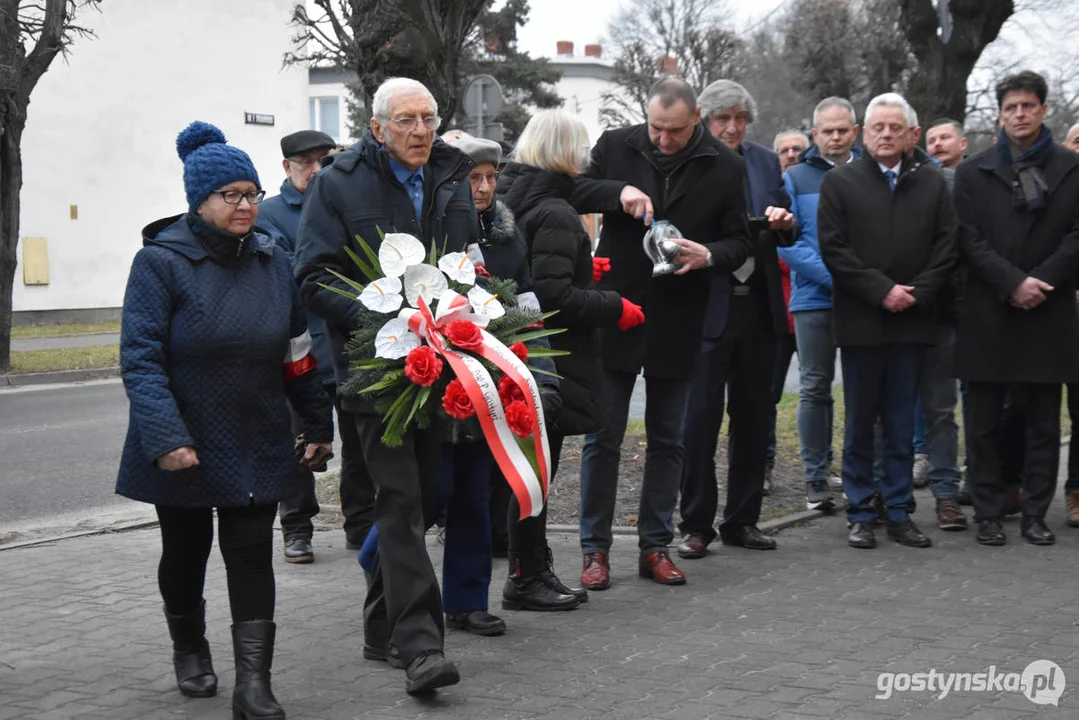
[
  {"xmin": 213, "ymin": 190, "xmax": 266, "ymax": 205},
  {"xmin": 286, "ymin": 154, "xmax": 327, "ymax": 167},
  {"xmin": 468, "ymin": 171, "xmax": 498, "ymax": 186},
  {"xmin": 384, "ymin": 115, "xmax": 441, "ymax": 131}
]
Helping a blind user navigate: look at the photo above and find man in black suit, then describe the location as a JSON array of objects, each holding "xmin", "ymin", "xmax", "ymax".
[
  {"xmin": 677, "ymin": 80, "xmax": 794, "ymax": 559},
  {"xmin": 818, "ymin": 92, "xmax": 958, "ymax": 550},
  {"xmin": 570, "ymin": 77, "xmax": 752, "ymax": 590}
]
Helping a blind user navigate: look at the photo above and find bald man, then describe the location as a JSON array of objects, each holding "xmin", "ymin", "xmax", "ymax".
[{"xmin": 1065, "ymin": 123, "xmax": 1079, "ymax": 153}]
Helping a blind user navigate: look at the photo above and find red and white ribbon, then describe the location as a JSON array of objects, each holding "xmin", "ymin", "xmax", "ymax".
[{"xmin": 401, "ymin": 291, "xmax": 550, "ymax": 518}]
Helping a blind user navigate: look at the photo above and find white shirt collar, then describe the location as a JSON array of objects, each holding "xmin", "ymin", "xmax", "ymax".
[{"xmin": 878, "ymin": 160, "xmax": 901, "ymax": 175}]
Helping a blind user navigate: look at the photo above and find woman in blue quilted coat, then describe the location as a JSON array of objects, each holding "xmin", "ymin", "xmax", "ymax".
[{"xmin": 117, "ymin": 121, "xmax": 332, "ymax": 720}]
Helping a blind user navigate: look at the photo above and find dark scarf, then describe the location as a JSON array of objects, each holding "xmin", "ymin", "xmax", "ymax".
[
  {"xmin": 187, "ymin": 213, "xmax": 253, "ymax": 264},
  {"xmin": 996, "ymin": 126, "xmax": 1054, "ymax": 212},
  {"xmin": 652, "ymin": 123, "xmax": 706, "ymax": 175}
]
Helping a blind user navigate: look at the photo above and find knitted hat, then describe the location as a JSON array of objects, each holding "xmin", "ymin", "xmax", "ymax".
[{"xmin": 176, "ymin": 121, "xmax": 261, "ymax": 211}]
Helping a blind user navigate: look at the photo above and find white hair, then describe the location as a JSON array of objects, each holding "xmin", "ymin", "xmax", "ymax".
[
  {"xmin": 864, "ymin": 93, "xmax": 918, "ymax": 128},
  {"xmin": 773, "ymin": 129, "xmax": 810, "ymax": 153},
  {"xmin": 812, "ymin": 97, "xmax": 857, "ymax": 127},
  {"xmin": 371, "ymin": 77, "xmax": 438, "ymax": 119}
]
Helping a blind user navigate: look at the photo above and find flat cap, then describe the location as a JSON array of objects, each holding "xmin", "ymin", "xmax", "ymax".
[
  {"xmin": 448, "ymin": 134, "xmax": 502, "ymax": 167},
  {"xmin": 280, "ymin": 130, "xmax": 336, "ymax": 158}
]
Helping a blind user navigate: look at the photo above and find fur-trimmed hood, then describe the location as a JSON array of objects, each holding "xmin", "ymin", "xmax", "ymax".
[{"xmin": 479, "ymin": 199, "xmax": 518, "ymax": 246}]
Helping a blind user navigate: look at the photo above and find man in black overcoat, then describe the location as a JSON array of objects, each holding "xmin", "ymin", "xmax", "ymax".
[
  {"xmin": 569, "ymin": 77, "xmax": 752, "ymax": 589},
  {"xmin": 818, "ymin": 92, "xmax": 958, "ymax": 551},
  {"xmin": 954, "ymin": 71, "xmax": 1079, "ymax": 547}
]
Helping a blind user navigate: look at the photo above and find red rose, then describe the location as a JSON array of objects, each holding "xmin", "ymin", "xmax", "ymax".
[
  {"xmin": 404, "ymin": 345, "xmax": 443, "ymax": 387},
  {"xmin": 509, "ymin": 342, "xmax": 528, "ymax": 361},
  {"xmin": 444, "ymin": 319, "xmax": 484, "ymax": 351},
  {"xmin": 504, "ymin": 400, "xmax": 535, "ymax": 438},
  {"xmin": 441, "ymin": 378, "xmax": 475, "ymax": 419},
  {"xmin": 498, "ymin": 374, "xmax": 526, "ymax": 406}
]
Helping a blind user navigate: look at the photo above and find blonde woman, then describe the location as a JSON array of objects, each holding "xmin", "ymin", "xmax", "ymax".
[{"xmin": 495, "ymin": 110, "xmax": 644, "ymax": 610}]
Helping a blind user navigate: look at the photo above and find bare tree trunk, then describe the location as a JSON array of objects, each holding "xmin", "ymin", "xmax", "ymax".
[
  {"xmin": 0, "ymin": 111, "xmax": 20, "ymax": 372},
  {"xmin": 901, "ymin": 0, "xmax": 1014, "ymax": 123}
]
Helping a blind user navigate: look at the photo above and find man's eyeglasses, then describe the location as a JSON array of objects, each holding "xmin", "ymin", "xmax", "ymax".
[
  {"xmin": 468, "ymin": 171, "xmax": 499, "ymax": 186},
  {"xmin": 384, "ymin": 115, "xmax": 441, "ymax": 131},
  {"xmin": 214, "ymin": 190, "xmax": 266, "ymax": 205}
]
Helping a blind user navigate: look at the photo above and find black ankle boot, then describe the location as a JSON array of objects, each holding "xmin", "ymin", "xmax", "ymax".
[
  {"xmin": 231, "ymin": 620, "xmax": 285, "ymax": 720},
  {"xmin": 502, "ymin": 556, "xmax": 579, "ymax": 611},
  {"xmin": 164, "ymin": 600, "xmax": 217, "ymax": 698},
  {"xmin": 539, "ymin": 547, "xmax": 588, "ymax": 603}
]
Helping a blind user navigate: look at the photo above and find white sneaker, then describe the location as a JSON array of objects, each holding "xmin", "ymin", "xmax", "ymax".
[{"xmin": 912, "ymin": 453, "xmax": 930, "ymax": 488}]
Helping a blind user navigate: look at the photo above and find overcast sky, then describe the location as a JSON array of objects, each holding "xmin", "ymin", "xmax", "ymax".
[{"xmin": 514, "ymin": 0, "xmax": 787, "ymax": 58}]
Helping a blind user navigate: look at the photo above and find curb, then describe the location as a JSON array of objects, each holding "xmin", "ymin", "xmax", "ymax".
[
  {"xmin": 0, "ymin": 519, "xmax": 159, "ymax": 552},
  {"xmin": 1, "ymin": 366, "xmax": 121, "ymax": 387}
]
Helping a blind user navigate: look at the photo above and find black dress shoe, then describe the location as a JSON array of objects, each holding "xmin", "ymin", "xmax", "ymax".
[
  {"xmin": 283, "ymin": 537, "xmax": 314, "ymax": 563},
  {"xmin": 1020, "ymin": 517, "xmax": 1056, "ymax": 545},
  {"xmin": 405, "ymin": 650, "xmax": 460, "ymax": 695},
  {"xmin": 445, "ymin": 611, "xmax": 506, "ymax": 636},
  {"xmin": 886, "ymin": 519, "xmax": 932, "ymax": 548},
  {"xmin": 975, "ymin": 519, "xmax": 1006, "ymax": 546},
  {"xmin": 502, "ymin": 574, "xmax": 579, "ymax": 611},
  {"xmin": 721, "ymin": 525, "xmax": 777, "ymax": 550},
  {"xmin": 362, "ymin": 641, "xmax": 404, "ymax": 669},
  {"xmin": 848, "ymin": 521, "xmax": 876, "ymax": 549}
]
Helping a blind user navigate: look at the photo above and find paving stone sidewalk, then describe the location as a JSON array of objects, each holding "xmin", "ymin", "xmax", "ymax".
[{"xmin": 2, "ymin": 479, "xmax": 1077, "ymax": 720}]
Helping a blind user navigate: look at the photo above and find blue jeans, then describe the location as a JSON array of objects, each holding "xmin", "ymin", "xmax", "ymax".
[
  {"xmin": 913, "ymin": 400, "xmax": 927, "ymax": 455},
  {"xmin": 580, "ymin": 369, "xmax": 691, "ymax": 555},
  {"xmin": 840, "ymin": 344, "xmax": 925, "ymax": 524},
  {"xmin": 793, "ymin": 310, "xmax": 835, "ymax": 484},
  {"xmin": 920, "ymin": 329, "xmax": 960, "ymax": 499}
]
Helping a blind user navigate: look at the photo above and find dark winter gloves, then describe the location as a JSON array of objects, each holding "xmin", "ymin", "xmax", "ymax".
[{"xmin": 617, "ymin": 297, "xmax": 645, "ymax": 331}]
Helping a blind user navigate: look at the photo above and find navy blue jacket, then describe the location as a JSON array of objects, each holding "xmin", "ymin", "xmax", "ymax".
[
  {"xmin": 258, "ymin": 178, "xmax": 334, "ymax": 387},
  {"xmin": 294, "ymin": 131, "xmax": 479, "ymax": 410},
  {"xmin": 116, "ymin": 215, "xmax": 333, "ymax": 508},
  {"xmin": 702, "ymin": 140, "xmax": 793, "ymax": 339}
]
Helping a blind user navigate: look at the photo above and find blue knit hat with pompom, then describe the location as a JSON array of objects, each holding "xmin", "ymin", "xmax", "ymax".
[{"xmin": 176, "ymin": 121, "xmax": 261, "ymax": 211}]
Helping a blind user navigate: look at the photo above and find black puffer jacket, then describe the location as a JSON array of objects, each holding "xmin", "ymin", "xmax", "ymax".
[{"xmin": 497, "ymin": 162, "xmax": 623, "ymax": 435}]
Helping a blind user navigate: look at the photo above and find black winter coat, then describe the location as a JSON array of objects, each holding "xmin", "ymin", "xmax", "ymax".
[
  {"xmin": 819, "ymin": 151, "xmax": 958, "ymax": 347},
  {"xmin": 497, "ymin": 163, "xmax": 623, "ymax": 435},
  {"xmin": 293, "ymin": 131, "xmax": 479, "ymax": 410},
  {"xmin": 954, "ymin": 140, "xmax": 1079, "ymax": 383},
  {"xmin": 570, "ymin": 124, "xmax": 751, "ymax": 379}
]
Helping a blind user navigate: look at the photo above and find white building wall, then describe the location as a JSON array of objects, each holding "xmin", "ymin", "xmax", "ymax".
[{"xmin": 14, "ymin": 0, "xmax": 309, "ymax": 312}]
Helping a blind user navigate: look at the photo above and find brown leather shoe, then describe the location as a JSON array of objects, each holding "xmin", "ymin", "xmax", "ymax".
[
  {"xmin": 1066, "ymin": 491, "xmax": 1079, "ymax": 528},
  {"xmin": 638, "ymin": 551, "xmax": 686, "ymax": 585},
  {"xmin": 580, "ymin": 553, "xmax": 610, "ymax": 591},
  {"xmin": 1003, "ymin": 485, "xmax": 1021, "ymax": 516},
  {"xmin": 936, "ymin": 498, "xmax": 968, "ymax": 531}
]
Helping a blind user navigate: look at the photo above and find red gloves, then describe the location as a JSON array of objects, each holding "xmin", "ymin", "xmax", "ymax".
[
  {"xmin": 617, "ymin": 297, "xmax": 645, "ymax": 331},
  {"xmin": 592, "ymin": 256, "xmax": 611, "ymax": 282}
]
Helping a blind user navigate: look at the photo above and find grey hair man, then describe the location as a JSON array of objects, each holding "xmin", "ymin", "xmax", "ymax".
[
  {"xmin": 819, "ymin": 92, "xmax": 958, "ymax": 550},
  {"xmin": 294, "ymin": 77, "xmax": 477, "ymax": 695},
  {"xmin": 677, "ymin": 78, "xmax": 796, "ymax": 559},
  {"xmin": 774, "ymin": 129, "xmax": 809, "ymax": 172},
  {"xmin": 777, "ymin": 96, "xmax": 862, "ymax": 513},
  {"xmin": 1064, "ymin": 122, "xmax": 1079, "ymax": 153}
]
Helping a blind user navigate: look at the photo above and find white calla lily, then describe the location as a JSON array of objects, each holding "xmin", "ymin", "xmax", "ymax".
[
  {"xmin": 378, "ymin": 233, "xmax": 427, "ymax": 277},
  {"xmin": 374, "ymin": 318, "xmax": 421, "ymax": 359},
  {"xmin": 403, "ymin": 264, "xmax": 448, "ymax": 307},
  {"xmin": 358, "ymin": 276, "xmax": 404, "ymax": 313},
  {"xmin": 467, "ymin": 285, "xmax": 505, "ymax": 320},
  {"xmin": 437, "ymin": 252, "xmax": 477, "ymax": 285}
]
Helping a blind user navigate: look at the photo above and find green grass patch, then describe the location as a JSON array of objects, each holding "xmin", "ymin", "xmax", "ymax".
[
  {"xmin": 9, "ymin": 344, "xmax": 120, "ymax": 373},
  {"xmin": 11, "ymin": 320, "xmax": 121, "ymax": 339}
]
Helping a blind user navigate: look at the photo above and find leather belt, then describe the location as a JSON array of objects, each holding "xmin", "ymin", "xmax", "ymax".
[{"xmin": 732, "ymin": 284, "xmax": 751, "ymax": 296}]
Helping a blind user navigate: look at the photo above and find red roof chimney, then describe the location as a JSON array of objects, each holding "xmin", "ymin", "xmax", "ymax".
[
  {"xmin": 657, "ymin": 55, "xmax": 678, "ymax": 75},
  {"xmin": 584, "ymin": 44, "xmax": 602, "ymax": 58},
  {"xmin": 556, "ymin": 40, "xmax": 574, "ymax": 56}
]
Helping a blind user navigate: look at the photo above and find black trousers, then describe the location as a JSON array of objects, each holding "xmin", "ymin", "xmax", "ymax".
[
  {"xmin": 280, "ymin": 389, "xmax": 376, "ymax": 545},
  {"xmin": 680, "ymin": 290, "xmax": 777, "ymax": 542},
  {"xmin": 507, "ymin": 430, "xmax": 564, "ymax": 575},
  {"xmin": 357, "ymin": 415, "xmax": 444, "ymax": 665},
  {"xmin": 156, "ymin": 503, "xmax": 278, "ymax": 622},
  {"xmin": 966, "ymin": 381, "xmax": 1061, "ymax": 521}
]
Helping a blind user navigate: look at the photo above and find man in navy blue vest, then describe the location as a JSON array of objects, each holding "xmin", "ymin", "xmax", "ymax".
[{"xmin": 677, "ymin": 80, "xmax": 795, "ymax": 559}]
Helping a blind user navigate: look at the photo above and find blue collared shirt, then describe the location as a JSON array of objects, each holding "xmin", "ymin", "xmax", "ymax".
[{"xmin": 388, "ymin": 156, "xmax": 424, "ymax": 225}]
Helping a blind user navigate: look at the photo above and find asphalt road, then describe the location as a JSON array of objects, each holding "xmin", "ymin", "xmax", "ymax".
[{"xmin": 0, "ymin": 379, "xmax": 134, "ymax": 527}]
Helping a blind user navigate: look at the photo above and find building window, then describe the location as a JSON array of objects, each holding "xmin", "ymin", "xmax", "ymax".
[{"xmin": 309, "ymin": 97, "xmax": 341, "ymax": 141}]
